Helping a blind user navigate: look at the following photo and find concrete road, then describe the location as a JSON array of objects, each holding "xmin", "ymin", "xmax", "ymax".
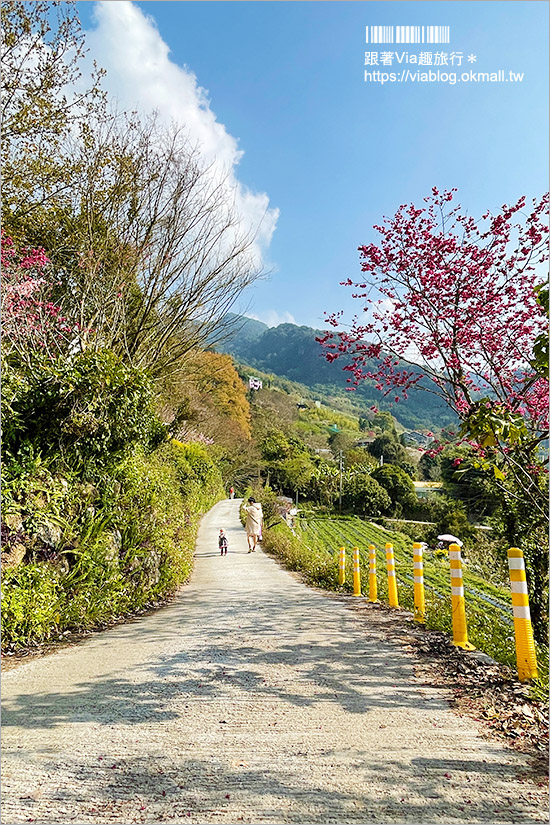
[{"xmin": 1, "ymin": 499, "xmax": 547, "ymax": 824}]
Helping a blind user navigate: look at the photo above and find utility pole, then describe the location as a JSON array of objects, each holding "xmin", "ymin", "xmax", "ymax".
[{"xmin": 339, "ymin": 450, "xmax": 343, "ymax": 513}]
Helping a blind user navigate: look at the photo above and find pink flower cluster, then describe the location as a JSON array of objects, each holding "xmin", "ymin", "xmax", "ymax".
[
  {"xmin": 1, "ymin": 233, "xmax": 74, "ymax": 352},
  {"xmin": 318, "ymin": 190, "xmax": 549, "ymax": 444}
]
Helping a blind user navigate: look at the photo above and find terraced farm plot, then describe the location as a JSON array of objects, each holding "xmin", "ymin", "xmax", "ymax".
[
  {"xmin": 296, "ymin": 511, "xmax": 516, "ymax": 665},
  {"xmin": 298, "ymin": 512, "xmax": 512, "ymax": 613}
]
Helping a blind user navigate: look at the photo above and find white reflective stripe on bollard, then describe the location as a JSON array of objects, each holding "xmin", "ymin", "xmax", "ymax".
[{"xmin": 513, "ymin": 605, "xmax": 531, "ymax": 619}]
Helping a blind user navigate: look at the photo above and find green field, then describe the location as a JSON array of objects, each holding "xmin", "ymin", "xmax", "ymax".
[
  {"xmin": 293, "ymin": 509, "xmax": 522, "ymax": 669},
  {"xmin": 297, "ymin": 511, "xmax": 513, "ymax": 622}
]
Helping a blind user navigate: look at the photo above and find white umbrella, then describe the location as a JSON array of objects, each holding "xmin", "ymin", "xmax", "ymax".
[{"xmin": 437, "ymin": 534, "xmax": 463, "ymax": 547}]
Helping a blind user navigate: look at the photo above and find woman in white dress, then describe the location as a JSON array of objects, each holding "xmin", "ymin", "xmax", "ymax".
[{"xmin": 244, "ymin": 497, "xmax": 263, "ymax": 553}]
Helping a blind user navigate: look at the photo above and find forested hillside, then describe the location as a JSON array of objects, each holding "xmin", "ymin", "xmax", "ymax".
[{"xmin": 219, "ymin": 315, "xmax": 456, "ymax": 431}]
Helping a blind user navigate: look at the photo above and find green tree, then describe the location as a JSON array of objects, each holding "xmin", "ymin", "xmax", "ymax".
[
  {"xmin": 260, "ymin": 429, "xmax": 293, "ymax": 462},
  {"xmin": 1, "ymin": 0, "xmax": 105, "ymax": 228},
  {"xmin": 328, "ymin": 430, "xmax": 354, "ymax": 455},
  {"xmin": 443, "ymin": 414, "xmax": 548, "ymax": 641},
  {"xmin": 3, "ymin": 350, "xmax": 163, "ymax": 472},
  {"xmin": 372, "ymin": 465, "xmax": 417, "ymax": 514},
  {"xmin": 342, "ymin": 473, "xmax": 391, "ymax": 517},
  {"xmin": 368, "ymin": 434, "xmax": 409, "ymax": 466},
  {"xmin": 440, "ymin": 447, "xmax": 498, "ymax": 520},
  {"xmin": 372, "ymin": 411, "xmax": 398, "ymax": 438},
  {"xmin": 343, "ymin": 447, "xmax": 377, "ymax": 471},
  {"xmin": 273, "ymin": 456, "xmax": 315, "ymax": 495},
  {"xmin": 434, "ymin": 500, "xmax": 476, "ymax": 545},
  {"xmin": 3, "ymin": 4, "xmax": 264, "ymax": 379},
  {"xmin": 308, "ymin": 462, "xmax": 340, "ymax": 506},
  {"xmin": 419, "ymin": 451, "xmax": 441, "ymax": 481}
]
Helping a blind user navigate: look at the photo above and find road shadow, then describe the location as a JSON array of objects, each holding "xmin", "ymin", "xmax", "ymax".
[
  {"xmin": 2, "ymin": 501, "xmax": 544, "ymax": 824},
  {"xmin": 0, "ymin": 581, "xmax": 528, "ymax": 730},
  {"xmin": 3, "ymin": 750, "xmax": 543, "ymax": 824}
]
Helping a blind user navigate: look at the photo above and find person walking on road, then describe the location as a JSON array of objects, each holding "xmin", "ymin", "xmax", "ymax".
[
  {"xmin": 218, "ymin": 529, "xmax": 228, "ymax": 556},
  {"xmin": 244, "ymin": 497, "xmax": 263, "ymax": 553},
  {"xmin": 229, "ymin": 486, "xmax": 235, "ymax": 499}
]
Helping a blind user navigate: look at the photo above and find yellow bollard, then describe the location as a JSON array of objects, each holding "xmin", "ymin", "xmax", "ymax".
[
  {"xmin": 352, "ymin": 546, "xmax": 361, "ymax": 596},
  {"xmin": 508, "ymin": 548, "xmax": 538, "ymax": 681},
  {"xmin": 368, "ymin": 544, "xmax": 378, "ymax": 603},
  {"xmin": 338, "ymin": 546, "xmax": 345, "ymax": 586},
  {"xmin": 412, "ymin": 542, "xmax": 425, "ymax": 624},
  {"xmin": 449, "ymin": 543, "xmax": 475, "ymax": 650},
  {"xmin": 385, "ymin": 543, "xmax": 399, "ymax": 607}
]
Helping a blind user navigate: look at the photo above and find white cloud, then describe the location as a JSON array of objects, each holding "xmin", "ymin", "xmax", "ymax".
[
  {"xmin": 84, "ymin": 1, "xmax": 278, "ymax": 267},
  {"xmin": 402, "ymin": 340, "xmax": 426, "ymax": 366},
  {"xmin": 375, "ymin": 296, "xmax": 397, "ymax": 316},
  {"xmin": 246, "ymin": 310, "xmax": 296, "ymax": 328}
]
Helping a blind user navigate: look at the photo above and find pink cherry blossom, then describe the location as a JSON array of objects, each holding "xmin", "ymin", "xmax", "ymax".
[
  {"xmin": 317, "ymin": 190, "xmax": 549, "ymax": 447},
  {"xmin": 1, "ymin": 233, "xmax": 74, "ymax": 356}
]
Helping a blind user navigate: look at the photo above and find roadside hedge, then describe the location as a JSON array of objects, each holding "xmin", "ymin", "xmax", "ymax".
[{"xmin": 1, "ymin": 440, "xmax": 224, "ymax": 650}]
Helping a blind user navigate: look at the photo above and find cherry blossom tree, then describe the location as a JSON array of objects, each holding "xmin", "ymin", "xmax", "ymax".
[
  {"xmin": 318, "ymin": 189, "xmax": 549, "ymax": 636},
  {"xmin": 319, "ymin": 189, "xmax": 547, "ymax": 427},
  {"xmin": 319, "ymin": 188, "xmax": 548, "ymax": 471},
  {"xmin": 1, "ymin": 233, "xmax": 75, "ymax": 362}
]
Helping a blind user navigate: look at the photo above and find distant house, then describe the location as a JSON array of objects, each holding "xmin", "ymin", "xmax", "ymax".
[
  {"xmin": 403, "ymin": 431, "xmax": 432, "ymax": 447},
  {"xmin": 355, "ymin": 437, "xmax": 376, "ymax": 448},
  {"xmin": 413, "ymin": 481, "xmax": 443, "ymax": 499}
]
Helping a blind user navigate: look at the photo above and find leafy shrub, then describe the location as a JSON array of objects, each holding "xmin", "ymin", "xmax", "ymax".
[
  {"xmin": 260, "ymin": 429, "xmax": 295, "ymax": 461},
  {"xmin": 342, "ymin": 472, "xmax": 391, "ymax": 517},
  {"xmin": 368, "ymin": 433, "xmax": 409, "ymax": 466},
  {"xmin": 372, "ymin": 464, "xmax": 417, "ymax": 512},
  {"xmin": 1, "ymin": 564, "xmax": 64, "ymax": 647},
  {"xmin": 268, "ymin": 455, "xmax": 316, "ymax": 495},
  {"xmin": 404, "ymin": 495, "xmax": 450, "ymax": 522},
  {"xmin": 262, "ymin": 522, "xmax": 340, "ymax": 590},
  {"xmin": 465, "ymin": 532, "xmax": 509, "ymax": 587},
  {"xmin": 434, "ymin": 499, "xmax": 477, "ymax": 544},
  {"xmin": 418, "ymin": 451, "xmax": 441, "ymax": 481},
  {"xmin": 157, "ymin": 439, "xmax": 223, "ymax": 506},
  {"xmin": 3, "ymin": 350, "xmax": 165, "ymax": 471},
  {"xmin": 1, "ymin": 443, "xmax": 224, "ymax": 650},
  {"xmin": 386, "ymin": 519, "xmax": 434, "ymax": 545},
  {"xmin": 402, "ymin": 494, "xmax": 478, "ymax": 547}
]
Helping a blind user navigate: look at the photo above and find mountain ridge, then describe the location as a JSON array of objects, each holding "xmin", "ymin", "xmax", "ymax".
[{"xmin": 217, "ymin": 314, "xmax": 456, "ymax": 432}]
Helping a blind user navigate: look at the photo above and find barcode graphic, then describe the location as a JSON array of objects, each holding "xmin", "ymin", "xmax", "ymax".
[
  {"xmin": 425, "ymin": 26, "xmax": 450, "ymax": 43},
  {"xmin": 366, "ymin": 26, "xmax": 450, "ymax": 44},
  {"xmin": 367, "ymin": 25, "xmax": 395, "ymax": 44}
]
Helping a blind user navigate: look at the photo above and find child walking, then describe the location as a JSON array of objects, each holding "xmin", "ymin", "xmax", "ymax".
[{"xmin": 218, "ymin": 528, "xmax": 228, "ymax": 556}]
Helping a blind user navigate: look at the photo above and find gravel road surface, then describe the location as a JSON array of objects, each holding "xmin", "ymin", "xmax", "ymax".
[{"xmin": 1, "ymin": 499, "xmax": 547, "ymax": 824}]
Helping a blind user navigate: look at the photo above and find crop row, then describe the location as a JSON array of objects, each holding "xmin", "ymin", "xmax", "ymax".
[{"xmin": 299, "ymin": 513, "xmax": 513, "ymax": 621}]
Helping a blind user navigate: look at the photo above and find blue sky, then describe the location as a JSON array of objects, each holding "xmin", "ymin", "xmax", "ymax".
[{"xmin": 79, "ymin": 1, "xmax": 549, "ymax": 330}]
